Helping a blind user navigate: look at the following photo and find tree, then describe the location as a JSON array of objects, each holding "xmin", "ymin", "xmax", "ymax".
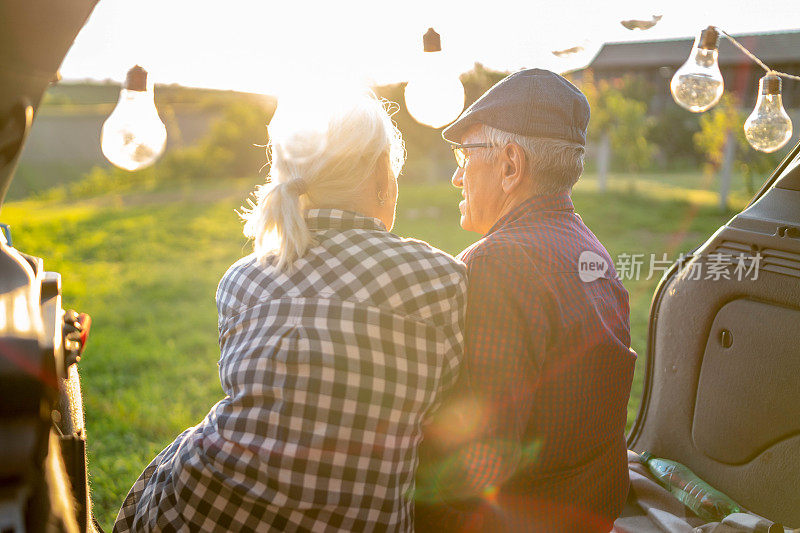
[
  {"xmin": 581, "ymin": 71, "xmax": 654, "ymax": 175},
  {"xmin": 694, "ymin": 95, "xmax": 781, "ymax": 195},
  {"xmin": 648, "ymin": 105, "xmax": 704, "ymax": 169}
]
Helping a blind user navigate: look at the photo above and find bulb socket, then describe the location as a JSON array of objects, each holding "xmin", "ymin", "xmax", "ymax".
[
  {"xmin": 698, "ymin": 26, "xmax": 720, "ymax": 51},
  {"xmin": 760, "ymin": 75, "xmax": 782, "ymax": 95},
  {"xmin": 423, "ymin": 28, "xmax": 441, "ymax": 52},
  {"xmin": 125, "ymin": 65, "xmax": 148, "ymax": 91}
]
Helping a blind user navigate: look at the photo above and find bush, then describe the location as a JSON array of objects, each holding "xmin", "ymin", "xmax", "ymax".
[
  {"xmin": 51, "ymin": 99, "xmax": 273, "ymax": 199},
  {"xmin": 199, "ymin": 101, "xmax": 271, "ymax": 177},
  {"xmin": 648, "ymin": 106, "xmax": 704, "ymax": 169}
]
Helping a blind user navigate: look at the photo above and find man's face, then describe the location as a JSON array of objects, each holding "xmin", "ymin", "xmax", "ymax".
[{"xmin": 451, "ymin": 125, "xmax": 505, "ymax": 235}]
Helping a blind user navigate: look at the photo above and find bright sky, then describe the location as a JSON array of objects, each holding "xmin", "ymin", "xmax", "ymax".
[{"xmin": 60, "ymin": 0, "xmax": 800, "ymax": 96}]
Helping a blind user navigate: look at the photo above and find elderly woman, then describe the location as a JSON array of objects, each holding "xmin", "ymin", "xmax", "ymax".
[{"xmin": 113, "ymin": 91, "xmax": 467, "ymax": 532}]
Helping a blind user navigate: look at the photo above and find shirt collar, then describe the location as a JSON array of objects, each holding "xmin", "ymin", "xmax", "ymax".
[
  {"xmin": 305, "ymin": 208, "xmax": 386, "ymax": 232},
  {"xmin": 486, "ymin": 192, "xmax": 574, "ymax": 236}
]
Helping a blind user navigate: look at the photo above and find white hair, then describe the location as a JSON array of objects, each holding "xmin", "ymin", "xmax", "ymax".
[
  {"xmin": 241, "ymin": 91, "xmax": 405, "ymax": 271},
  {"xmin": 481, "ymin": 125, "xmax": 585, "ymax": 195}
]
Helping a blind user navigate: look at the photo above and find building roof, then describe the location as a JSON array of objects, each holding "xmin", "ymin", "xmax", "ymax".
[{"xmin": 589, "ymin": 29, "xmax": 800, "ymax": 70}]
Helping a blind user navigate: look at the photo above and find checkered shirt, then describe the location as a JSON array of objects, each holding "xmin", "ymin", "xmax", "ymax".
[
  {"xmin": 113, "ymin": 208, "xmax": 467, "ymax": 532},
  {"xmin": 415, "ymin": 193, "xmax": 636, "ymax": 532}
]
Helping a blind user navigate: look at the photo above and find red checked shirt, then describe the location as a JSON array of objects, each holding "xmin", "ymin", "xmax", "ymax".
[{"xmin": 416, "ymin": 193, "xmax": 636, "ymax": 533}]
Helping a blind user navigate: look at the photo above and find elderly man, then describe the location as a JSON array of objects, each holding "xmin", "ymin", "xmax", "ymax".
[{"xmin": 415, "ymin": 69, "xmax": 636, "ymax": 532}]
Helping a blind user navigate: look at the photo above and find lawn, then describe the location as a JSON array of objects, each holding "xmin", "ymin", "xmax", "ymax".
[{"xmin": 1, "ymin": 171, "xmax": 749, "ymax": 528}]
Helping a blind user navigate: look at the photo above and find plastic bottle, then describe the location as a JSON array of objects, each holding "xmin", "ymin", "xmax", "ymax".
[{"xmin": 640, "ymin": 451, "xmax": 742, "ymax": 521}]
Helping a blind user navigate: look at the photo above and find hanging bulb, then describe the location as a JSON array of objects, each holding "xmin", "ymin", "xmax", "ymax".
[
  {"xmin": 101, "ymin": 65, "xmax": 167, "ymax": 171},
  {"xmin": 404, "ymin": 28, "xmax": 465, "ymax": 129},
  {"xmin": 744, "ymin": 74, "xmax": 793, "ymax": 153},
  {"xmin": 670, "ymin": 27, "xmax": 724, "ymax": 112}
]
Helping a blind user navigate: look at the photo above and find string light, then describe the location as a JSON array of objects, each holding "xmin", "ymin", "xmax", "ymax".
[
  {"xmin": 404, "ymin": 28, "xmax": 465, "ymax": 129},
  {"xmin": 101, "ymin": 65, "xmax": 167, "ymax": 171},
  {"xmin": 670, "ymin": 27, "xmax": 724, "ymax": 113},
  {"xmin": 744, "ymin": 74, "xmax": 793, "ymax": 153},
  {"xmin": 672, "ymin": 27, "xmax": 799, "ymax": 152}
]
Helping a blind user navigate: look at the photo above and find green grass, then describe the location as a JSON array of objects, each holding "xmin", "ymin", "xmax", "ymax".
[
  {"xmin": 7, "ymin": 162, "xmax": 98, "ymax": 200},
  {"xmin": 0, "ymin": 171, "xmax": 749, "ymax": 529}
]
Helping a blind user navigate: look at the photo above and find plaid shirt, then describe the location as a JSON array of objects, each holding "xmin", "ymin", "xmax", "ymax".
[
  {"xmin": 114, "ymin": 209, "xmax": 467, "ymax": 532},
  {"xmin": 416, "ymin": 193, "xmax": 636, "ymax": 532}
]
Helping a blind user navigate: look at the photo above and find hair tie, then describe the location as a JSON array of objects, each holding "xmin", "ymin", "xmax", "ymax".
[{"xmin": 286, "ymin": 178, "xmax": 308, "ymax": 196}]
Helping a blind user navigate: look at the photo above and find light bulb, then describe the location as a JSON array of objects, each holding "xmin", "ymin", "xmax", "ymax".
[
  {"xmin": 101, "ymin": 65, "xmax": 167, "ymax": 171},
  {"xmin": 404, "ymin": 28, "xmax": 465, "ymax": 129},
  {"xmin": 670, "ymin": 27, "xmax": 724, "ymax": 113},
  {"xmin": 744, "ymin": 74, "xmax": 793, "ymax": 153}
]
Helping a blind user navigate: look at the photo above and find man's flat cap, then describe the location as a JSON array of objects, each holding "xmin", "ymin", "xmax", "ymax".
[{"xmin": 442, "ymin": 68, "xmax": 590, "ymax": 146}]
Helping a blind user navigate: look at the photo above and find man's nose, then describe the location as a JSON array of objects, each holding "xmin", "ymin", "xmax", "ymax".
[{"xmin": 451, "ymin": 167, "xmax": 464, "ymax": 188}]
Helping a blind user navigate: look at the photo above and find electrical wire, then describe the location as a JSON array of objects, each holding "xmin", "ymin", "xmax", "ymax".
[{"xmin": 716, "ymin": 27, "xmax": 800, "ymax": 82}]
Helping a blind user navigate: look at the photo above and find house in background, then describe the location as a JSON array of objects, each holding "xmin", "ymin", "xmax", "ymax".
[
  {"xmin": 581, "ymin": 29, "xmax": 800, "ymax": 113},
  {"xmin": 573, "ymin": 30, "xmax": 800, "ymax": 206}
]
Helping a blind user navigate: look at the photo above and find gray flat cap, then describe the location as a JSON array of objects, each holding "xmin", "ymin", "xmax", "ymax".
[{"xmin": 442, "ymin": 68, "xmax": 590, "ymax": 146}]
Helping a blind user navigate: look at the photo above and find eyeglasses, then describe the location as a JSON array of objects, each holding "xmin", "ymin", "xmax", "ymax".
[{"xmin": 449, "ymin": 142, "xmax": 494, "ymax": 168}]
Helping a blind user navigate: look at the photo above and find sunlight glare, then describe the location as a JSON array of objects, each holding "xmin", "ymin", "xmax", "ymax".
[
  {"xmin": 13, "ymin": 293, "xmax": 31, "ymax": 334},
  {"xmin": 404, "ymin": 50, "xmax": 465, "ymax": 128},
  {"xmin": 57, "ymin": 0, "xmax": 800, "ymax": 93}
]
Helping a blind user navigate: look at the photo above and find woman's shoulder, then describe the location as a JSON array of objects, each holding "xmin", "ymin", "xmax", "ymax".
[
  {"xmin": 219, "ymin": 253, "xmax": 260, "ymax": 287},
  {"xmin": 377, "ymin": 232, "xmax": 466, "ymax": 276},
  {"xmin": 362, "ymin": 232, "xmax": 468, "ymax": 299},
  {"xmin": 386, "ymin": 235, "xmax": 467, "ymax": 325},
  {"xmin": 215, "ymin": 232, "xmax": 467, "ymax": 318},
  {"xmin": 215, "ymin": 253, "xmax": 282, "ymax": 312},
  {"xmin": 316, "ymin": 226, "xmax": 466, "ymax": 282}
]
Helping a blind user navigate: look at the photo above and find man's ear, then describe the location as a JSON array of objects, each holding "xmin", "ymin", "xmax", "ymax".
[{"xmin": 500, "ymin": 143, "xmax": 526, "ymax": 194}]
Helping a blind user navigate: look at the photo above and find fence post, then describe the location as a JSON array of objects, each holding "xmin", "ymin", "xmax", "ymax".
[
  {"xmin": 719, "ymin": 130, "xmax": 735, "ymax": 211},
  {"xmin": 598, "ymin": 131, "xmax": 611, "ymax": 192}
]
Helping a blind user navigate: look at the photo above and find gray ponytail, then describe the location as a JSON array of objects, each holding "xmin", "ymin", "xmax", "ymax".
[
  {"xmin": 241, "ymin": 90, "xmax": 405, "ymax": 271},
  {"xmin": 242, "ymin": 178, "xmax": 313, "ymax": 272}
]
